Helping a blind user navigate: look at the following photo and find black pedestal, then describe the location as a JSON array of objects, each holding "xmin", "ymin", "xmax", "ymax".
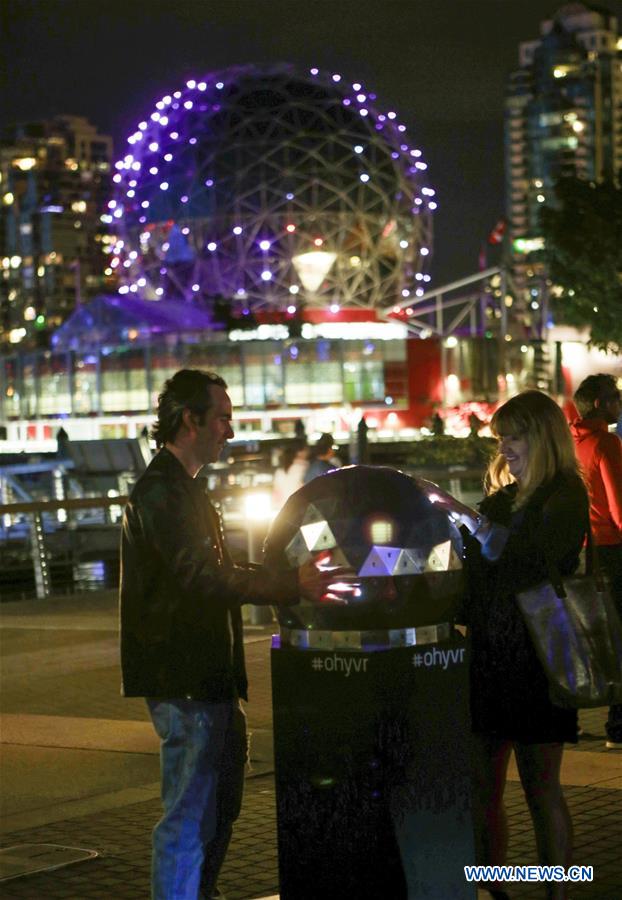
[{"xmin": 271, "ymin": 638, "xmax": 476, "ymax": 900}]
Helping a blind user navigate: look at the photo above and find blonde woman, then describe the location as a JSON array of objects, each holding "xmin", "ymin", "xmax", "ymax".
[{"xmin": 420, "ymin": 391, "xmax": 589, "ymax": 900}]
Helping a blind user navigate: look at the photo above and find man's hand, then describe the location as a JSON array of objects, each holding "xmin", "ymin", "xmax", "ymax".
[{"xmin": 298, "ymin": 558, "xmax": 350, "ymax": 603}]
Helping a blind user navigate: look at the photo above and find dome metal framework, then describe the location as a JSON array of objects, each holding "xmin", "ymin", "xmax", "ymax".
[{"xmin": 110, "ymin": 64, "xmax": 435, "ymax": 315}]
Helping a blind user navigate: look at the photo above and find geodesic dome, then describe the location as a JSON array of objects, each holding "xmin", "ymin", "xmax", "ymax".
[{"xmin": 110, "ymin": 64, "xmax": 435, "ymax": 315}]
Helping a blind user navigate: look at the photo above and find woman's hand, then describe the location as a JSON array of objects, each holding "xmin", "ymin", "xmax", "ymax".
[{"xmin": 416, "ymin": 478, "xmax": 483, "ymax": 533}]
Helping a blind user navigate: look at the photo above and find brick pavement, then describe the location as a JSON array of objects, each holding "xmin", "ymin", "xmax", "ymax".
[{"xmin": 1, "ymin": 592, "xmax": 621, "ymax": 899}]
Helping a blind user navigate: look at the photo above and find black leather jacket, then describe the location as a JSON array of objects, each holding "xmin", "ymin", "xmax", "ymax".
[{"xmin": 120, "ymin": 448, "xmax": 297, "ymax": 701}]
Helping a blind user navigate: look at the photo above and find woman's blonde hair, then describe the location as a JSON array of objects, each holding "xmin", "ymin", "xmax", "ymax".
[{"xmin": 486, "ymin": 390, "xmax": 582, "ymax": 507}]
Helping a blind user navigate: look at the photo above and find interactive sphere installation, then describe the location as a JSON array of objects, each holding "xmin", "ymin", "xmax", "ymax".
[{"xmin": 110, "ymin": 64, "xmax": 435, "ymax": 316}]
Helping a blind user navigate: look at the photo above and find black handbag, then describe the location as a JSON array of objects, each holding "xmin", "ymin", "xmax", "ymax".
[{"xmin": 516, "ymin": 530, "xmax": 622, "ymax": 709}]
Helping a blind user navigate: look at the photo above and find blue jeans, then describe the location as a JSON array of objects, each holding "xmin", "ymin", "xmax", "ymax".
[{"xmin": 147, "ymin": 698, "xmax": 247, "ymax": 900}]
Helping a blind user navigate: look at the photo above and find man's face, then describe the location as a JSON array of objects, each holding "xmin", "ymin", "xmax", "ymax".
[{"xmin": 195, "ymin": 385, "xmax": 234, "ymax": 465}]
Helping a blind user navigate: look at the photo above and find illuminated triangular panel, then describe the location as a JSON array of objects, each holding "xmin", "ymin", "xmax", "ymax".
[
  {"xmin": 300, "ymin": 521, "xmax": 337, "ymax": 551},
  {"xmin": 358, "ymin": 546, "xmax": 400, "ymax": 576}
]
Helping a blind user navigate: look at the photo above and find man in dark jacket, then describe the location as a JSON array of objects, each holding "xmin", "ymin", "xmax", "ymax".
[
  {"xmin": 120, "ymin": 369, "xmax": 330, "ymax": 899},
  {"xmin": 571, "ymin": 373, "xmax": 622, "ymax": 750}
]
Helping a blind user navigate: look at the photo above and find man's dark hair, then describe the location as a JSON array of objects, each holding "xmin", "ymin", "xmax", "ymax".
[
  {"xmin": 315, "ymin": 433, "xmax": 335, "ymax": 456},
  {"xmin": 151, "ymin": 369, "xmax": 227, "ymax": 448},
  {"xmin": 574, "ymin": 374, "xmax": 619, "ymax": 417}
]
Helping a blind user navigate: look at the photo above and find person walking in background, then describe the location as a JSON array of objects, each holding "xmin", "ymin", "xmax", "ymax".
[
  {"xmin": 303, "ymin": 432, "xmax": 340, "ymax": 484},
  {"xmin": 571, "ymin": 373, "xmax": 622, "ymax": 750},
  {"xmin": 119, "ymin": 369, "xmax": 332, "ymax": 900},
  {"xmin": 419, "ymin": 390, "xmax": 589, "ymax": 900},
  {"xmin": 271, "ymin": 438, "xmax": 308, "ymax": 511}
]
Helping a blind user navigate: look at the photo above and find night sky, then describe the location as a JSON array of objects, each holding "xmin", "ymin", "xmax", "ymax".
[{"xmin": 3, "ymin": 0, "xmax": 622, "ymax": 285}]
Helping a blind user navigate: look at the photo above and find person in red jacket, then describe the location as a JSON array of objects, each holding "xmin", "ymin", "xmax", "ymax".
[{"xmin": 571, "ymin": 374, "xmax": 622, "ymax": 750}]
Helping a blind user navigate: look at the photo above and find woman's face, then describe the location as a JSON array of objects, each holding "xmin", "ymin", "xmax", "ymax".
[{"xmin": 498, "ymin": 432, "xmax": 529, "ymax": 481}]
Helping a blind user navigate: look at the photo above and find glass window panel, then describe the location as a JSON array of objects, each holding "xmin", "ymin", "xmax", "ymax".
[
  {"xmin": 38, "ymin": 353, "xmax": 71, "ymax": 415},
  {"xmin": 73, "ymin": 352, "xmax": 99, "ymax": 415},
  {"xmin": 22, "ymin": 356, "xmax": 38, "ymax": 418},
  {"xmin": 283, "ymin": 343, "xmax": 313, "ymax": 405},
  {"xmin": 265, "ymin": 347, "xmax": 285, "ymax": 406},
  {"xmin": 343, "ymin": 341, "xmax": 385, "ymax": 402},
  {"xmin": 243, "ymin": 344, "xmax": 266, "ymax": 407},
  {"xmin": 383, "ymin": 340, "xmax": 408, "ymax": 404},
  {"xmin": 100, "ymin": 347, "xmax": 148, "ymax": 413},
  {"xmin": 185, "ymin": 343, "xmax": 244, "ymax": 407}
]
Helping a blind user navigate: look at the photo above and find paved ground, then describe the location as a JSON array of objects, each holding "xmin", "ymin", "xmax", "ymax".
[{"xmin": 0, "ymin": 590, "xmax": 620, "ymax": 899}]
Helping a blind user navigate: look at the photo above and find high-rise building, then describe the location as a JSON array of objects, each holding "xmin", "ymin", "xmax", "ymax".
[
  {"xmin": 505, "ymin": 2, "xmax": 622, "ymax": 331},
  {"xmin": 0, "ymin": 116, "xmax": 114, "ymax": 349}
]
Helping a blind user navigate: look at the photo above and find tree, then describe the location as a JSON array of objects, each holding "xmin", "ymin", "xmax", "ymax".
[{"xmin": 540, "ymin": 177, "xmax": 622, "ymax": 354}]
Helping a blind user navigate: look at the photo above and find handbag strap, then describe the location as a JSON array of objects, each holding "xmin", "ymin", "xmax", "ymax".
[{"xmin": 546, "ymin": 516, "xmax": 605, "ymax": 599}]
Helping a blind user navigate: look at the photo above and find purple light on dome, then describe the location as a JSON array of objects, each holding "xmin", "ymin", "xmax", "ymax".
[
  {"xmin": 378, "ymin": 114, "xmax": 386, "ymax": 122},
  {"xmin": 352, "ymin": 82, "xmax": 361, "ymax": 91},
  {"xmin": 387, "ymin": 111, "xmax": 396, "ymax": 120},
  {"xmin": 286, "ymin": 193, "xmax": 294, "ymax": 200},
  {"xmin": 205, "ymin": 179, "xmax": 214, "ymax": 187},
  {"xmin": 369, "ymin": 93, "xmax": 377, "ymax": 100},
  {"xmin": 181, "ymin": 195, "xmax": 189, "ymax": 203},
  {"xmin": 287, "ymin": 305, "xmax": 296, "ymax": 314},
  {"xmin": 391, "ymin": 152, "xmax": 399, "ymax": 160},
  {"xmin": 343, "ymin": 99, "xmax": 351, "ymax": 106},
  {"xmin": 160, "ymin": 182, "xmax": 169, "ymax": 190},
  {"xmin": 189, "ymin": 137, "xmax": 197, "ymax": 145},
  {"xmin": 356, "ymin": 93, "xmax": 366, "ymax": 102},
  {"xmin": 173, "ymin": 91, "xmax": 181, "ymax": 99},
  {"xmin": 216, "ymin": 81, "xmax": 224, "ymax": 89},
  {"xmin": 375, "ymin": 124, "xmax": 383, "ymax": 131},
  {"xmin": 160, "ymin": 268, "xmax": 167, "ymax": 275},
  {"xmin": 242, "ymin": 308, "xmax": 250, "ymax": 316},
  {"xmin": 192, "ymin": 283, "xmax": 200, "ymax": 292},
  {"xmin": 401, "ymin": 144, "xmax": 408, "ymax": 151},
  {"xmin": 139, "ymin": 216, "xmax": 146, "ymax": 223},
  {"xmin": 170, "ymin": 132, "xmax": 179, "ymax": 140},
  {"xmin": 310, "ymin": 67, "xmax": 319, "ymax": 75},
  {"xmin": 108, "ymin": 200, "xmax": 117, "ymax": 209},
  {"xmin": 181, "ymin": 227, "xmax": 190, "ymax": 235},
  {"xmin": 398, "ymin": 125, "xmax": 406, "ymax": 132},
  {"xmin": 359, "ymin": 109, "xmax": 368, "ymax": 117},
  {"xmin": 332, "ymin": 73, "xmax": 341, "ymax": 82},
  {"xmin": 164, "ymin": 153, "xmax": 173, "ymax": 161}
]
